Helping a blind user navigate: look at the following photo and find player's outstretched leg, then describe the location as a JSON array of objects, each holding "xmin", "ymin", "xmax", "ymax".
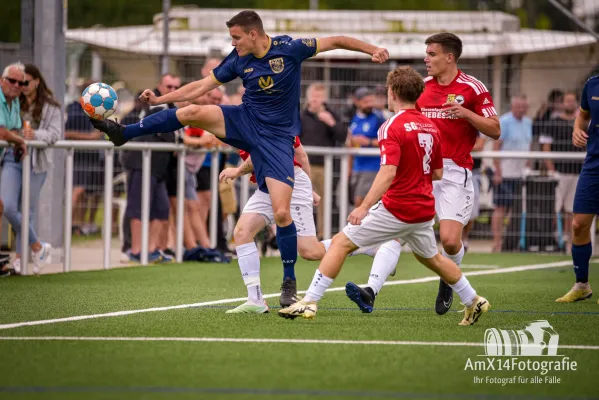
[
  {"xmin": 265, "ymin": 178, "xmax": 299, "ymax": 307},
  {"xmin": 90, "ymin": 105, "xmax": 225, "ymax": 146},
  {"xmin": 556, "ymin": 213, "xmax": 594, "ymax": 303},
  {"xmin": 414, "ymin": 252, "xmax": 490, "ymax": 326},
  {"xmin": 346, "ymin": 240, "xmax": 402, "ymax": 313},
  {"xmin": 436, "ymin": 220, "xmax": 466, "ymax": 315},
  {"xmin": 226, "ymin": 213, "xmax": 270, "ymax": 314}
]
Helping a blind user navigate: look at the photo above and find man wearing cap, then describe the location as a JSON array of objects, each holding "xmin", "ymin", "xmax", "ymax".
[{"xmin": 348, "ymin": 87, "xmax": 386, "ymax": 207}]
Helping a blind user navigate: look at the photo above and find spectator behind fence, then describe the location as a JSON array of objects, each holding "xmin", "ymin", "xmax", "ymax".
[
  {"xmin": 120, "ymin": 73, "xmax": 181, "ymax": 263},
  {"xmin": 491, "ymin": 95, "xmax": 532, "ymax": 253},
  {"xmin": 347, "ymin": 87, "xmax": 385, "ymax": 207},
  {"xmin": 188, "ymin": 88, "xmax": 229, "ymax": 251},
  {"xmin": 1, "ymin": 63, "xmax": 60, "ymax": 275},
  {"xmin": 299, "ymin": 82, "xmax": 346, "ymax": 239},
  {"xmin": 65, "ymin": 79, "xmax": 105, "ymax": 236},
  {"xmin": 163, "ymin": 91, "xmax": 213, "ymax": 255},
  {"xmin": 0, "ymin": 63, "xmax": 30, "ymax": 277},
  {"xmin": 535, "ymin": 89, "xmax": 564, "ymax": 122},
  {"xmin": 374, "ymin": 84, "xmax": 394, "ymax": 119},
  {"xmin": 118, "ymin": 91, "xmax": 149, "ymax": 258},
  {"xmin": 539, "ymin": 91, "xmax": 585, "ymax": 253}
]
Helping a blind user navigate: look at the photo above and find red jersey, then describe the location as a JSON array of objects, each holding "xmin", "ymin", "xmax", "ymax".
[
  {"xmin": 240, "ymin": 136, "xmax": 302, "ymax": 183},
  {"xmin": 416, "ymin": 70, "xmax": 497, "ymax": 170},
  {"xmin": 186, "ymin": 126, "xmax": 205, "ymax": 137},
  {"xmin": 379, "ymin": 109, "xmax": 443, "ymax": 224}
]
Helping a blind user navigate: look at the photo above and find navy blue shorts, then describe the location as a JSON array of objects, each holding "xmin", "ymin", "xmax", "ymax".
[
  {"xmin": 219, "ymin": 104, "xmax": 295, "ymax": 193},
  {"xmin": 573, "ymin": 169, "xmax": 599, "ymax": 215}
]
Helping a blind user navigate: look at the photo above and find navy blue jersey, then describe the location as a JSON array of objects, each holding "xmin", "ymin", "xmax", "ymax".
[
  {"xmin": 211, "ymin": 35, "xmax": 319, "ymax": 138},
  {"xmin": 581, "ymin": 75, "xmax": 599, "ymax": 172}
]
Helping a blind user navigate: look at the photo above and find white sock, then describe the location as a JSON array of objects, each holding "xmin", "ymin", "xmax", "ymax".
[
  {"xmin": 367, "ymin": 240, "xmax": 401, "ymax": 295},
  {"xmin": 321, "ymin": 239, "xmax": 332, "ymax": 252},
  {"xmin": 349, "ymin": 245, "xmax": 379, "ymax": 257},
  {"xmin": 442, "ymin": 244, "xmax": 465, "ymax": 267},
  {"xmin": 237, "ymin": 242, "xmax": 263, "ymax": 305},
  {"xmin": 449, "ymin": 275, "xmax": 477, "ymax": 307},
  {"xmin": 304, "ymin": 269, "xmax": 334, "ymax": 302}
]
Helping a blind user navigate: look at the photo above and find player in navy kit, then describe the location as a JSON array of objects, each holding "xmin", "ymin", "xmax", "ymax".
[
  {"xmin": 556, "ymin": 75, "xmax": 599, "ymax": 303},
  {"xmin": 89, "ymin": 10, "xmax": 389, "ymax": 305}
]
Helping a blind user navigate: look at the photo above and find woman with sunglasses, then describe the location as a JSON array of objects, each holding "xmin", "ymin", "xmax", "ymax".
[{"xmin": 0, "ymin": 64, "xmax": 61, "ymax": 275}]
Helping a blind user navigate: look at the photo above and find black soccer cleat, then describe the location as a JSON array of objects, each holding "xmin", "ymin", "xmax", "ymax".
[
  {"xmin": 345, "ymin": 282, "xmax": 375, "ymax": 313},
  {"xmin": 279, "ymin": 277, "xmax": 299, "ymax": 307},
  {"xmin": 435, "ymin": 279, "xmax": 454, "ymax": 315},
  {"xmin": 89, "ymin": 118, "xmax": 128, "ymax": 146}
]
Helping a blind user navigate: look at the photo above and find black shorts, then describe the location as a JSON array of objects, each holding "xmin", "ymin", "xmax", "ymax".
[
  {"xmin": 125, "ymin": 170, "xmax": 170, "ymax": 221},
  {"xmin": 195, "ymin": 168, "xmax": 212, "ymax": 192}
]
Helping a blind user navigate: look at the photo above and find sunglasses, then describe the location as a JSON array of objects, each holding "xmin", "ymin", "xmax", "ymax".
[
  {"xmin": 5, "ymin": 78, "xmax": 29, "ymax": 87},
  {"xmin": 166, "ymin": 85, "xmax": 180, "ymax": 90}
]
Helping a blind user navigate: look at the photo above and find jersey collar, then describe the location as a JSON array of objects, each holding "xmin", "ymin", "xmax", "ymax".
[{"xmin": 255, "ymin": 36, "xmax": 272, "ymax": 59}]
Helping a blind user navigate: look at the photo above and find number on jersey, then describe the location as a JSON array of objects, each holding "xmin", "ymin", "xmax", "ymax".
[{"xmin": 418, "ymin": 133, "xmax": 433, "ymax": 174}]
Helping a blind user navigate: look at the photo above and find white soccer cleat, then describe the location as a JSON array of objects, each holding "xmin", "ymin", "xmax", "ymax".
[{"xmin": 225, "ymin": 301, "xmax": 270, "ymax": 314}]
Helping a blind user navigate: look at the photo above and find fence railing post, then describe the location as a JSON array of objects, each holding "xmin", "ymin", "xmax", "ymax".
[
  {"xmin": 102, "ymin": 148, "xmax": 114, "ymax": 270},
  {"xmin": 323, "ymin": 154, "xmax": 333, "ymax": 240},
  {"xmin": 20, "ymin": 147, "xmax": 31, "ymax": 275},
  {"xmin": 141, "ymin": 149, "xmax": 151, "ymax": 265},
  {"xmin": 175, "ymin": 148, "xmax": 186, "ymax": 263},
  {"xmin": 240, "ymin": 174, "xmax": 250, "ymax": 212},
  {"xmin": 339, "ymin": 153, "xmax": 349, "ymax": 233},
  {"xmin": 63, "ymin": 147, "xmax": 74, "ymax": 273},
  {"xmin": 209, "ymin": 150, "xmax": 220, "ymax": 250}
]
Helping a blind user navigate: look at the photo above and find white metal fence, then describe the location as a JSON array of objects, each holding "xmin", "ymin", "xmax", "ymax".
[{"xmin": 0, "ymin": 140, "xmax": 594, "ymax": 275}]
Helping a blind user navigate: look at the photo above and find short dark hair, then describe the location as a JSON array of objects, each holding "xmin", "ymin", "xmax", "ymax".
[
  {"xmin": 425, "ymin": 32, "xmax": 463, "ymax": 61},
  {"xmin": 386, "ymin": 66, "xmax": 425, "ymax": 104},
  {"xmin": 226, "ymin": 10, "xmax": 264, "ymax": 34},
  {"xmin": 563, "ymin": 90, "xmax": 578, "ymax": 101}
]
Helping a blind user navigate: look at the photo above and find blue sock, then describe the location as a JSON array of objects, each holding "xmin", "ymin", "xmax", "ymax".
[
  {"xmin": 276, "ymin": 222, "xmax": 297, "ymax": 281},
  {"xmin": 572, "ymin": 242, "xmax": 592, "ymax": 283},
  {"xmin": 123, "ymin": 108, "xmax": 183, "ymax": 140}
]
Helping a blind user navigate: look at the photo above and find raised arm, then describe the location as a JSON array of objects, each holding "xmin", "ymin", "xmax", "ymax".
[
  {"xmin": 317, "ymin": 36, "xmax": 389, "ymax": 63},
  {"xmin": 294, "ymin": 143, "xmax": 312, "ymax": 179},
  {"xmin": 140, "ymin": 76, "xmax": 220, "ymax": 106}
]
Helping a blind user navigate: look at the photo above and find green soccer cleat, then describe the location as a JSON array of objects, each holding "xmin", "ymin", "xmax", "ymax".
[{"xmin": 225, "ymin": 301, "xmax": 270, "ymax": 314}]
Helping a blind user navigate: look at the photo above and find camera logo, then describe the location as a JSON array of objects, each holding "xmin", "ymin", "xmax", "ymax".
[{"xmin": 484, "ymin": 320, "xmax": 560, "ymax": 356}]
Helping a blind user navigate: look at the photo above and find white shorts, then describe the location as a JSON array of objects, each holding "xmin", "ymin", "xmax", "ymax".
[
  {"xmin": 555, "ymin": 173, "xmax": 579, "ymax": 213},
  {"xmin": 343, "ymin": 202, "xmax": 438, "ymax": 259},
  {"xmin": 433, "ymin": 160, "xmax": 474, "ymax": 226},
  {"xmin": 242, "ymin": 167, "xmax": 316, "ymax": 237},
  {"xmin": 470, "ymin": 169, "xmax": 482, "ymax": 219}
]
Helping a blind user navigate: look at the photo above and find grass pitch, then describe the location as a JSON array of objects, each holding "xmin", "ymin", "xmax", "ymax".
[{"xmin": 1, "ymin": 252, "xmax": 598, "ymax": 399}]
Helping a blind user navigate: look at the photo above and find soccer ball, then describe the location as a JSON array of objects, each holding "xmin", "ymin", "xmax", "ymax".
[{"xmin": 80, "ymin": 82, "xmax": 118, "ymax": 120}]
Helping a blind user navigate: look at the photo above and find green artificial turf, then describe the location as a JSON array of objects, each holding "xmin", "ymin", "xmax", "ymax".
[{"xmin": 1, "ymin": 252, "xmax": 597, "ymax": 400}]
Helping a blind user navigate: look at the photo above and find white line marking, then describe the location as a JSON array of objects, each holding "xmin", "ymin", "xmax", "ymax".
[
  {"xmin": 0, "ymin": 336, "xmax": 597, "ymax": 350},
  {"xmin": 0, "ymin": 260, "xmax": 575, "ymax": 331},
  {"xmin": 460, "ymin": 264, "xmax": 500, "ymax": 269}
]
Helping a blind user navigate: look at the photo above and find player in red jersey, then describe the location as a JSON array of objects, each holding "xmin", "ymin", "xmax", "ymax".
[
  {"xmin": 278, "ymin": 66, "xmax": 490, "ymax": 325},
  {"xmin": 356, "ymin": 33, "xmax": 501, "ymax": 316},
  {"xmin": 220, "ymin": 136, "xmax": 378, "ymax": 313}
]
